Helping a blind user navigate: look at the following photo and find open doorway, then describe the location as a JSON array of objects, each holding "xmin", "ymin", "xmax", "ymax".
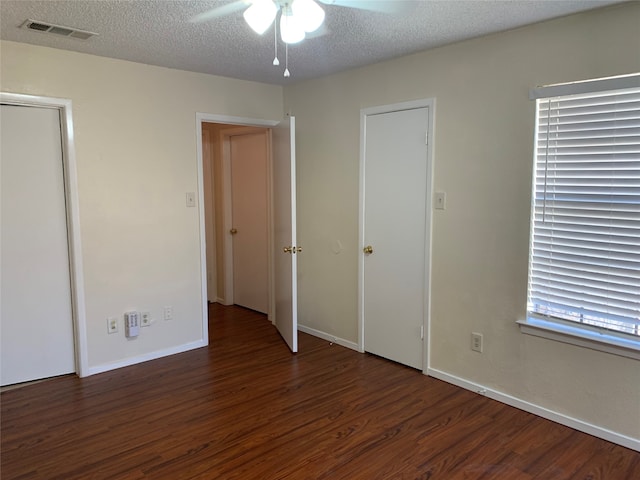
[
  {"xmin": 196, "ymin": 112, "xmax": 298, "ymax": 353},
  {"xmin": 201, "ymin": 122, "xmax": 273, "ymax": 318}
]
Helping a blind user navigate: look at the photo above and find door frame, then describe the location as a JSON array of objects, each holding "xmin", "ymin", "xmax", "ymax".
[
  {"xmin": 1, "ymin": 92, "xmax": 88, "ymax": 377},
  {"xmin": 358, "ymin": 98, "xmax": 436, "ymax": 373},
  {"xmin": 195, "ymin": 113, "xmax": 278, "ymax": 323}
]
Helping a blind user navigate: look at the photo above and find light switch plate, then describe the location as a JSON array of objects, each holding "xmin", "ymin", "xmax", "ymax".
[
  {"xmin": 435, "ymin": 192, "xmax": 446, "ymax": 210},
  {"xmin": 186, "ymin": 192, "xmax": 196, "ymax": 207}
]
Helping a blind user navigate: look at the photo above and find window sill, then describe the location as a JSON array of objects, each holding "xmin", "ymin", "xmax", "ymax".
[{"xmin": 517, "ymin": 317, "xmax": 640, "ymax": 361}]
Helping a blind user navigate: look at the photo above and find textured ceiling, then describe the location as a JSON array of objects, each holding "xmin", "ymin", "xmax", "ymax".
[{"xmin": 0, "ymin": 0, "xmax": 626, "ymax": 85}]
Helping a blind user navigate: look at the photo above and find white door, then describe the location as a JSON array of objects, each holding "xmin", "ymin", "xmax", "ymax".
[
  {"xmin": 230, "ymin": 132, "xmax": 269, "ymax": 313},
  {"xmin": 362, "ymin": 106, "xmax": 430, "ymax": 369},
  {"xmin": 272, "ymin": 116, "xmax": 298, "ymax": 353},
  {"xmin": 1, "ymin": 104, "xmax": 76, "ymax": 386}
]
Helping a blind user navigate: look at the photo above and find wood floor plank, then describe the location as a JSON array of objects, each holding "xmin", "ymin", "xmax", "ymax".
[{"xmin": 2, "ymin": 303, "xmax": 638, "ymax": 479}]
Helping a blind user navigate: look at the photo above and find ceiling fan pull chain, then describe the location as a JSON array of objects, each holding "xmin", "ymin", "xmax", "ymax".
[
  {"xmin": 273, "ymin": 12, "xmax": 280, "ymax": 66},
  {"xmin": 284, "ymin": 42, "xmax": 290, "ymax": 77}
]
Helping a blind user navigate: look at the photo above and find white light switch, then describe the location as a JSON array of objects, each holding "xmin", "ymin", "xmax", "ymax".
[
  {"xmin": 186, "ymin": 192, "xmax": 196, "ymax": 207},
  {"xmin": 435, "ymin": 192, "xmax": 446, "ymax": 210}
]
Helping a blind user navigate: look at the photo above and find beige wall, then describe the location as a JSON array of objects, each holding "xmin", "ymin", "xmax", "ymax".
[
  {"xmin": 1, "ymin": 40, "xmax": 283, "ymax": 370},
  {"xmin": 201, "ymin": 122, "xmax": 224, "ymax": 302},
  {"xmin": 284, "ymin": 3, "xmax": 640, "ymax": 440},
  {"xmin": 204, "ymin": 122, "xmax": 229, "ymax": 303}
]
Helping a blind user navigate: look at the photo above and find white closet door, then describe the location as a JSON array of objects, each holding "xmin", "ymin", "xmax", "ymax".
[
  {"xmin": 362, "ymin": 107, "xmax": 429, "ymax": 370},
  {"xmin": 1, "ymin": 104, "xmax": 75, "ymax": 386}
]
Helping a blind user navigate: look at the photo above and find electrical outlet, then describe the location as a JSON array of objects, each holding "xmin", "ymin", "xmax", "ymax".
[
  {"xmin": 163, "ymin": 306, "xmax": 173, "ymax": 321},
  {"xmin": 107, "ymin": 317, "xmax": 118, "ymax": 334},
  {"xmin": 471, "ymin": 332, "xmax": 483, "ymax": 353},
  {"xmin": 141, "ymin": 311, "xmax": 152, "ymax": 327}
]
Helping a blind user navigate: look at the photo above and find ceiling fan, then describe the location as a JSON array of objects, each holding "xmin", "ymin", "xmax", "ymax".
[{"xmin": 191, "ymin": 0, "xmax": 405, "ymax": 77}]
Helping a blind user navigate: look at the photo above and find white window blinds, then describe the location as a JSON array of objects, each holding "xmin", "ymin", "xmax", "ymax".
[{"xmin": 527, "ymin": 76, "xmax": 640, "ymax": 338}]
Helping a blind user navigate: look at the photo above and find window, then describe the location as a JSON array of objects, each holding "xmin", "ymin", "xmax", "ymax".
[{"xmin": 522, "ymin": 74, "xmax": 640, "ymax": 358}]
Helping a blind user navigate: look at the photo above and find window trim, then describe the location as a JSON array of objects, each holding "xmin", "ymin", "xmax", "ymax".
[
  {"xmin": 518, "ymin": 316, "xmax": 640, "ymax": 360},
  {"xmin": 523, "ymin": 74, "xmax": 640, "ymax": 359},
  {"xmin": 529, "ymin": 73, "xmax": 640, "ymax": 100}
]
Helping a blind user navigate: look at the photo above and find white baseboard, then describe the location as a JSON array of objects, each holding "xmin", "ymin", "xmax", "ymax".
[
  {"xmin": 84, "ymin": 339, "xmax": 208, "ymax": 377},
  {"xmin": 427, "ymin": 367, "xmax": 640, "ymax": 452},
  {"xmin": 298, "ymin": 324, "xmax": 359, "ymax": 352}
]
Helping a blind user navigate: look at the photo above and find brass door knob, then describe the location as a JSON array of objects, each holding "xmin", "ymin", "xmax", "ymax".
[
  {"xmin": 363, "ymin": 245, "xmax": 373, "ymax": 254},
  {"xmin": 295, "ymin": 246, "xmax": 302, "ymax": 254},
  {"xmin": 230, "ymin": 228, "xmax": 238, "ymax": 235},
  {"xmin": 283, "ymin": 246, "xmax": 293, "ymax": 253}
]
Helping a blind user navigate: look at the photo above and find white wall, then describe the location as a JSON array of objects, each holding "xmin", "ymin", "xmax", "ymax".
[
  {"xmin": 0, "ymin": 41, "xmax": 283, "ymax": 371},
  {"xmin": 284, "ymin": 3, "xmax": 640, "ymax": 442}
]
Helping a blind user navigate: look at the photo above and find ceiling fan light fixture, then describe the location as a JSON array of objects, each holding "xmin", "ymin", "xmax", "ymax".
[
  {"xmin": 243, "ymin": 0, "xmax": 277, "ymax": 35},
  {"xmin": 280, "ymin": 8, "xmax": 305, "ymax": 44},
  {"xmin": 292, "ymin": 0, "xmax": 325, "ymax": 33}
]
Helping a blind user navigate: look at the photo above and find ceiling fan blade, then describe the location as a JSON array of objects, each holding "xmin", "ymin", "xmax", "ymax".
[
  {"xmin": 190, "ymin": 1, "xmax": 249, "ymax": 23},
  {"xmin": 318, "ymin": 0, "xmax": 411, "ymax": 14},
  {"xmin": 305, "ymin": 22, "xmax": 330, "ymax": 39}
]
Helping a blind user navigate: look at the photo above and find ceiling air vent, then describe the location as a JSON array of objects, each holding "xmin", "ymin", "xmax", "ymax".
[{"xmin": 20, "ymin": 19, "xmax": 98, "ymax": 40}]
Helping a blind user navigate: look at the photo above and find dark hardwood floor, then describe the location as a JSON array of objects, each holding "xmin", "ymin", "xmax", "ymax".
[{"xmin": 2, "ymin": 303, "xmax": 638, "ymax": 479}]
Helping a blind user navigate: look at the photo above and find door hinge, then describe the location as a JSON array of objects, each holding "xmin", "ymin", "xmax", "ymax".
[
  {"xmin": 425, "ymin": 131, "xmax": 428, "ymax": 145},
  {"xmin": 421, "ymin": 325, "xmax": 424, "ymax": 339}
]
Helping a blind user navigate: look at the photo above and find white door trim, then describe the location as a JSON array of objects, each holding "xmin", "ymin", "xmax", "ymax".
[
  {"xmin": 195, "ymin": 113, "xmax": 279, "ymax": 323},
  {"xmin": 1, "ymin": 92, "xmax": 88, "ymax": 378},
  {"xmin": 358, "ymin": 98, "xmax": 436, "ymax": 373}
]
